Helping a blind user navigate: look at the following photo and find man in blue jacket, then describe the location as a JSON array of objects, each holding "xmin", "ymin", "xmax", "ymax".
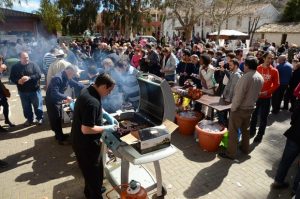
[
  {"xmin": 10, "ymin": 52, "xmax": 43, "ymax": 126},
  {"xmin": 272, "ymin": 55, "xmax": 293, "ymax": 114},
  {"xmin": 45, "ymin": 66, "xmax": 84, "ymax": 145}
]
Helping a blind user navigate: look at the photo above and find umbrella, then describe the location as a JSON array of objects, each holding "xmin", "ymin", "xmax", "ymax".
[{"xmin": 208, "ymin": 29, "xmax": 249, "ymax": 40}]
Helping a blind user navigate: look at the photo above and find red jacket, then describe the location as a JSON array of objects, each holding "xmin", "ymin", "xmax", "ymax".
[
  {"xmin": 257, "ymin": 64, "xmax": 280, "ymax": 98},
  {"xmin": 294, "ymin": 82, "xmax": 300, "ymax": 99}
]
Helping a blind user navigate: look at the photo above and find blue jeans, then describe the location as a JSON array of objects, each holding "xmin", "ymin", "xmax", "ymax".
[
  {"xmin": 250, "ymin": 98, "xmax": 271, "ymax": 135},
  {"xmin": 19, "ymin": 89, "xmax": 43, "ymax": 122},
  {"xmin": 275, "ymin": 139, "xmax": 300, "ymax": 192},
  {"xmin": 165, "ymin": 74, "xmax": 175, "ymax": 82}
]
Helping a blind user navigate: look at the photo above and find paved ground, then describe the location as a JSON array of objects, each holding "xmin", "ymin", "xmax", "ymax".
[{"xmin": 0, "ymin": 77, "xmax": 298, "ymax": 199}]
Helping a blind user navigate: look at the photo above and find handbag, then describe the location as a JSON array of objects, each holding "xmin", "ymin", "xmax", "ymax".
[{"xmin": 0, "ymin": 82, "xmax": 10, "ymax": 98}]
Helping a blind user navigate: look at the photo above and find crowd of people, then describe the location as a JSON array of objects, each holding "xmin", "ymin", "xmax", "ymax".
[{"xmin": 0, "ymin": 35, "xmax": 300, "ymax": 198}]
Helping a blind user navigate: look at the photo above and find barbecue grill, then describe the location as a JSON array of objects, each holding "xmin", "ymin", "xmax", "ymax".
[{"xmin": 102, "ymin": 73, "xmax": 178, "ymax": 197}]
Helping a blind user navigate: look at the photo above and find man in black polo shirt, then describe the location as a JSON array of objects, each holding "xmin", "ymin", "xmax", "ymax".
[{"xmin": 71, "ymin": 73, "xmax": 118, "ymax": 199}]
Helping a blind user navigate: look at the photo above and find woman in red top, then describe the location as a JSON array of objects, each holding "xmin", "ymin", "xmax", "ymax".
[
  {"xmin": 250, "ymin": 51, "xmax": 280, "ymax": 143},
  {"xmin": 130, "ymin": 47, "xmax": 142, "ymax": 69}
]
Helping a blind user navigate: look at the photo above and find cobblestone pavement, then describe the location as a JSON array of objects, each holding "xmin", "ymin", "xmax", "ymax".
[{"xmin": 0, "ymin": 78, "xmax": 298, "ymax": 199}]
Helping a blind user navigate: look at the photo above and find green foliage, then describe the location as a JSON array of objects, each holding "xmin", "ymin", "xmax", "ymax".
[
  {"xmin": 0, "ymin": 0, "xmax": 26, "ymax": 20},
  {"xmin": 58, "ymin": 0, "xmax": 101, "ymax": 35},
  {"xmin": 281, "ymin": 0, "xmax": 300, "ymax": 22},
  {"xmin": 37, "ymin": 0, "xmax": 62, "ymax": 32},
  {"xmin": 101, "ymin": 0, "xmax": 163, "ymax": 37},
  {"xmin": 0, "ymin": 0, "xmax": 20, "ymax": 8}
]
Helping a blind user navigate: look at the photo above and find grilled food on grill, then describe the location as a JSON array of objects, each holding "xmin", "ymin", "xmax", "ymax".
[{"xmin": 117, "ymin": 120, "xmax": 150, "ymax": 136}]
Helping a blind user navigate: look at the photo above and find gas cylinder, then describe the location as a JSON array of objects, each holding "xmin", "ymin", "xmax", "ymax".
[{"xmin": 120, "ymin": 180, "xmax": 147, "ymax": 199}]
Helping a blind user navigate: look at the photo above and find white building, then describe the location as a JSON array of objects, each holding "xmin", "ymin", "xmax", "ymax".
[
  {"xmin": 254, "ymin": 22, "xmax": 300, "ymax": 46},
  {"xmin": 163, "ymin": 3, "xmax": 280, "ymax": 39}
]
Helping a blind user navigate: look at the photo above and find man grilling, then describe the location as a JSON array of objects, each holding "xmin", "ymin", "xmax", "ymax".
[
  {"xmin": 71, "ymin": 73, "xmax": 118, "ymax": 199},
  {"xmin": 45, "ymin": 66, "xmax": 84, "ymax": 145}
]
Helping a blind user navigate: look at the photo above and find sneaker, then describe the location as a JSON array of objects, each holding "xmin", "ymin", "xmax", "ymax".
[
  {"xmin": 23, "ymin": 120, "xmax": 34, "ymax": 127},
  {"xmin": 101, "ymin": 186, "xmax": 106, "ymax": 194},
  {"xmin": 0, "ymin": 160, "xmax": 8, "ymax": 169},
  {"xmin": 254, "ymin": 134, "xmax": 263, "ymax": 143},
  {"xmin": 37, "ymin": 119, "xmax": 43, "ymax": 125},
  {"xmin": 271, "ymin": 182, "xmax": 289, "ymax": 189},
  {"xmin": 5, "ymin": 121, "xmax": 15, "ymax": 127}
]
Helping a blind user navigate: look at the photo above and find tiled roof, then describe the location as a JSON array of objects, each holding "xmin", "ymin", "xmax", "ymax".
[
  {"xmin": 256, "ymin": 22, "xmax": 300, "ymax": 33},
  {"xmin": 0, "ymin": 7, "xmax": 38, "ymax": 18}
]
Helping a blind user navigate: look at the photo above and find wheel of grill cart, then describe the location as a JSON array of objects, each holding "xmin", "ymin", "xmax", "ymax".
[{"xmin": 152, "ymin": 185, "xmax": 167, "ymax": 199}]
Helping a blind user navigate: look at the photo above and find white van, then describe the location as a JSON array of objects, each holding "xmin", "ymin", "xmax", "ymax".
[{"xmin": 135, "ymin": 35, "xmax": 157, "ymax": 44}]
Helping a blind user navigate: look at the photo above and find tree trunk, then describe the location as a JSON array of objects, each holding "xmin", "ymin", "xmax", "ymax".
[
  {"xmin": 216, "ymin": 25, "xmax": 222, "ymax": 45},
  {"xmin": 184, "ymin": 25, "xmax": 193, "ymax": 43},
  {"xmin": 249, "ymin": 17, "xmax": 260, "ymax": 47},
  {"xmin": 124, "ymin": 14, "xmax": 130, "ymax": 39}
]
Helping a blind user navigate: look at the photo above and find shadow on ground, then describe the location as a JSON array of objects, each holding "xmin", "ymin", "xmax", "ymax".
[
  {"xmin": 52, "ymin": 178, "xmax": 115, "ymax": 199},
  {"xmin": 0, "ymin": 111, "xmax": 72, "ymax": 141},
  {"xmin": 52, "ymin": 178, "xmax": 85, "ymax": 199},
  {"xmin": 264, "ymin": 133, "xmax": 299, "ymax": 199},
  {"xmin": 246, "ymin": 131, "xmax": 296, "ymax": 199},
  {"xmin": 267, "ymin": 110, "xmax": 292, "ymax": 126},
  {"xmin": 171, "ymin": 130, "xmax": 216, "ymax": 163},
  {"xmin": 1, "ymin": 136, "xmax": 79, "ymax": 185},
  {"xmin": 0, "ymin": 123, "xmax": 51, "ymax": 140},
  {"xmin": 182, "ymin": 156, "xmax": 254, "ymax": 198}
]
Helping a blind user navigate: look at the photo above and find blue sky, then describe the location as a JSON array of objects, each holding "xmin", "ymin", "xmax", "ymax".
[
  {"xmin": 12, "ymin": 0, "xmax": 40, "ymax": 13},
  {"xmin": 11, "ymin": 0, "xmax": 103, "ymax": 13}
]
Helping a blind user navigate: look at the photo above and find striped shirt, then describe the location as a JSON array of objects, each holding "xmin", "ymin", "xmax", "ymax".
[{"xmin": 43, "ymin": 53, "xmax": 56, "ymax": 73}]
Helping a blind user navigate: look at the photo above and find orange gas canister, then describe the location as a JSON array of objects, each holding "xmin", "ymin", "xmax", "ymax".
[{"xmin": 121, "ymin": 180, "xmax": 147, "ymax": 199}]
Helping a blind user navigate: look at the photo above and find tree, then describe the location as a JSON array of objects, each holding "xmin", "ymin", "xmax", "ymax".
[
  {"xmin": 248, "ymin": 16, "xmax": 261, "ymax": 46},
  {"xmin": 0, "ymin": 0, "xmax": 26, "ymax": 20},
  {"xmin": 0, "ymin": 0, "xmax": 23, "ymax": 8},
  {"xmin": 281, "ymin": 0, "xmax": 300, "ymax": 22},
  {"xmin": 36, "ymin": 0, "xmax": 62, "ymax": 33},
  {"xmin": 164, "ymin": 0, "xmax": 209, "ymax": 42},
  {"xmin": 58, "ymin": 0, "xmax": 101, "ymax": 35},
  {"xmin": 101, "ymin": 0, "xmax": 161, "ymax": 39},
  {"xmin": 208, "ymin": 0, "xmax": 261, "ymax": 43}
]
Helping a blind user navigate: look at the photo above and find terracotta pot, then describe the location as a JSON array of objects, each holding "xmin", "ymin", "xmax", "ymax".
[
  {"xmin": 175, "ymin": 111, "xmax": 203, "ymax": 135},
  {"xmin": 195, "ymin": 124, "xmax": 227, "ymax": 152}
]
